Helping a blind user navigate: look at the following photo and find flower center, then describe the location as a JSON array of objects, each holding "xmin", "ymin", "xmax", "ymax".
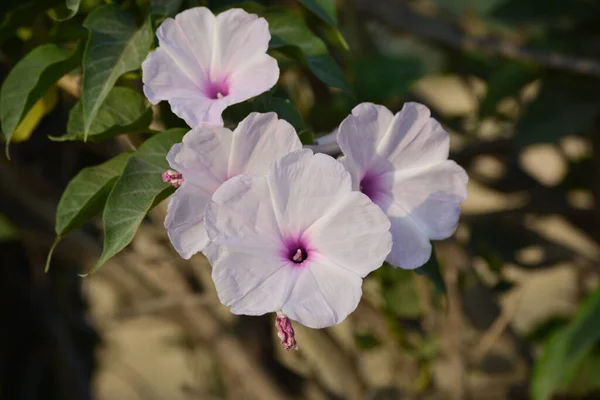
[
  {"xmin": 289, "ymin": 248, "xmax": 307, "ymax": 264},
  {"xmin": 359, "ymin": 172, "xmax": 380, "ymax": 202},
  {"xmin": 203, "ymin": 79, "xmax": 229, "ymax": 100}
]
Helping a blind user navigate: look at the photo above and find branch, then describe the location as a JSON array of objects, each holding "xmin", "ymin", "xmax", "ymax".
[{"xmin": 353, "ymin": 0, "xmax": 600, "ymax": 78}]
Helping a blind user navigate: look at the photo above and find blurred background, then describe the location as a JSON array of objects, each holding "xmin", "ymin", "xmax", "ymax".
[{"xmin": 2, "ymin": 0, "xmax": 600, "ymax": 399}]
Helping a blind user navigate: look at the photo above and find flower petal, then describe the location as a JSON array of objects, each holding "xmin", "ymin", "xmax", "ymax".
[
  {"xmin": 227, "ymin": 54, "xmax": 279, "ymax": 107},
  {"xmin": 157, "ymin": 7, "xmax": 215, "ymax": 81},
  {"xmin": 282, "ymin": 254, "xmax": 363, "ymax": 329},
  {"xmin": 165, "ymin": 182, "xmax": 211, "ymax": 258},
  {"xmin": 268, "ymin": 149, "xmax": 351, "ymax": 236},
  {"xmin": 337, "ymin": 102, "xmax": 394, "ymax": 182},
  {"xmin": 214, "ymin": 9, "xmax": 271, "ymax": 73},
  {"xmin": 167, "ymin": 124, "xmax": 232, "ymax": 191},
  {"xmin": 228, "ymin": 112, "xmax": 301, "ymax": 176},
  {"xmin": 212, "ymin": 248, "xmax": 290, "ymax": 316},
  {"xmin": 337, "ymin": 102, "xmax": 450, "ymax": 180},
  {"xmin": 381, "ymin": 199, "xmax": 432, "ymax": 269},
  {"xmin": 205, "ymin": 174, "xmax": 281, "ymax": 255},
  {"xmin": 392, "ymin": 160, "xmax": 468, "ymax": 240},
  {"xmin": 142, "ymin": 47, "xmax": 200, "ymax": 106},
  {"xmin": 142, "ymin": 7, "xmax": 220, "ymax": 126},
  {"xmin": 379, "ymin": 102, "xmax": 449, "ymax": 170},
  {"xmin": 142, "ymin": 7, "xmax": 278, "ymax": 126},
  {"xmin": 306, "ymin": 191, "xmax": 392, "ymax": 277}
]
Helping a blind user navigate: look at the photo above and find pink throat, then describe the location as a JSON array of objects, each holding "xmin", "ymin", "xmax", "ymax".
[
  {"xmin": 203, "ymin": 79, "xmax": 230, "ymax": 100},
  {"xmin": 282, "ymin": 235, "xmax": 310, "ymax": 267}
]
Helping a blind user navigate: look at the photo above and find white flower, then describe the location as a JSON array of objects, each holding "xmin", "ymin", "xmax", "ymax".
[
  {"xmin": 204, "ymin": 149, "xmax": 392, "ymax": 328},
  {"xmin": 165, "ymin": 112, "xmax": 301, "ymax": 259},
  {"xmin": 337, "ymin": 102, "xmax": 468, "ymax": 270},
  {"xmin": 142, "ymin": 7, "xmax": 278, "ymax": 127}
]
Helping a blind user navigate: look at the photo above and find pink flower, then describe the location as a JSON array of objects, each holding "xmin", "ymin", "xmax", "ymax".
[
  {"xmin": 337, "ymin": 102, "xmax": 468, "ymax": 269},
  {"xmin": 204, "ymin": 150, "xmax": 392, "ymax": 328},
  {"xmin": 142, "ymin": 7, "xmax": 279, "ymax": 127},
  {"xmin": 165, "ymin": 112, "xmax": 301, "ymax": 259}
]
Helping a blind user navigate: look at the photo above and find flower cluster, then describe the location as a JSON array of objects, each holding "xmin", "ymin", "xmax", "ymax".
[{"xmin": 143, "ymin": 7, "xmax": 468, "ymax": 349}]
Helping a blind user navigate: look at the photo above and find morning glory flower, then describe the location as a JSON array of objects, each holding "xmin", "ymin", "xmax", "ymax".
[
  {"xmin": 165, "ymin": 112, "xmax": 301, "ymax": 259},
  {"xmin": 204, "ymin": 149, "xmax": 392, "ymax": 329},
  {"xmin": 337, "ymin": 102, "xmax": 468, "ymax": 270},
  {"xmin": 142, "ymin": 7, "xmax": 278, "ymax": 127}
]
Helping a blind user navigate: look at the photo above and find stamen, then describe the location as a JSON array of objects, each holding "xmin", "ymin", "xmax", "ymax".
[
  {"xmin": 162, "ymin": 169, "xmax": 184, "ymax": 188},
  {"xmin": 216, "ymin": 92, "xmax": 224, "ymax": 99},
  {"xmin": 275, "ymin": 312, "xmax": 298, "ymax": 351},
  {"xmin": 292, "ymin": 249, "xmax": 303, "ymax": 263}
]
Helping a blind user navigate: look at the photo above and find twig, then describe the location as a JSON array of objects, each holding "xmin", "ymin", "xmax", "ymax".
[
  {"xmin": 438, "ymin": 241, "xmax": 466, "ymax": 400},
  {"xmin": 472, "ymin": 290, "xmax": 524, "ymax": 364},
  {"xmin": 353, "ymin": 0, "xmax": 600, "ymax": 78}
]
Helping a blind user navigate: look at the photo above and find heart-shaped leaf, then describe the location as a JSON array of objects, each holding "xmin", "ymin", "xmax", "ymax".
[
  {"xmin": 299, "ymin": 0, "xmax": 337, "ymax": 26},
  {"xmin": 53, "ymin": 86, "xmax": 153, "ymax": 142},
  {"xmin": 81, "ymin": 5, "xmax": 153, "ymax": 140},
  {"xmin": 46, "ymin": 152, "xmax": 131, "ymax": 272},
  {"xmin": 264, "ymin": 9, "xmax": 351, "ymax": 94},
  {"xmin": 415, "ymin": 243, "xmax": 446, "ymax": 293},
  {"xmin": 86, "ymin": 128, "xmax": 187, "ymax": 275},
  {"xmin": 1, "ymin": 43, "xmax": 81, "ymax": 156}
]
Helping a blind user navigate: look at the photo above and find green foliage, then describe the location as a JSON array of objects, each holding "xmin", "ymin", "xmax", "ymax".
[
  {"xmin": 298, "ymin": 0, "xmax": 337, "ymax": 26},
  {"xmin": 46, "ymin": 153, "xmax": 131, "ymax": 271},
  {"xmin": 253, "ymin": 95, "xmax": 305, "ymax": 132},
  {"xmin": 87, "ymin": 129, "xmax": 186, "ymax": 275},
  {"xmin": 0, "ymin": 43, "xmax": 81, "ymax": 155},
  {"xmin": 264, "ymin": 8, "xmax": 351, "ymax": 94},
  {"xmin": 223, "ymin": 92, "xmax": 305, "ymax": 132},
  {"xmin": 532, "ymin": 285, "xmax": 600, "ymax": 400},
  {"xmin": 353, "ymin": 55, "xmax": 425, "ymax": 102},
  {"xmin": 378, "ymin": 265, "xmax": 423, "ymax": 318},
  {"xmin": 354, "ymin": 333, "xmax": 382, "ymax": 349},
  {"xmin": 81, "ymin": 5, "xmax": 153, "ymax": 140},
  {"xmin": 150, "ymin": 0, "xmax": 184, "ymax": 17},
  {"xmin": 414, "ymin": 244, "xmax": 446, "ymax": 294},
  {"xmin": 0, "ymin": 213, "xmax": 18, "ymax": 242},
  {"xmin": 517, "ymin": 82, "xmax": 600, "ymax": 146},
  {"xmin": 479, "ymin": 61, "xmax": 538, "ymax": 117},
  {"xmin": 53, "ymin": 0, "xmax": 82, "ymax": 21},
  {"xmin": 53, "ymin": 87, "xmax": 153, "ymax": 142}
]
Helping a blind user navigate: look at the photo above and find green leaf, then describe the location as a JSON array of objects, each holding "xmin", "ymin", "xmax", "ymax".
[
  {"xmin": 46, "ymin": 153, "xmax": 131, "ymax": 272},
  {"xmin": 1, "ymin": 43, "xmax": 81, "ymax": 156},
  {"xmin": 353, "ymin": 55, "xmax": 424, "ymax": 102},
  {"xmin": 434, "ymin": 0, "xmax": 505, "ymax": 16},
  {"xmin": 264, "ymin": 9, "xmax": 351, "ymax": 94},
  {"xmin": 377, "ymin": 263, "xmax": 422, "ymax": 318},
  {"xmin": 490, "ymin": 0, "xmax": 596, "ymax": 25},
  {"xmin": 223, "ymin": 93, "xmax": 305, "ymax": 132},
  {"xmin": 299, "ymin": 0, "xmax": 337, "ymax": 26},
  {"xmin": 150, "ymin": 0, "xmax": 183, "ymax": 16},
  {"xmin": 479, "ymin": 61, "xmax": 538, "ymax": 117},
  {"xmin": 53, "ymin": 0, "xmax": 82, "ymax": 21},
  {"xmin": 0, "ymin": 213, "xmax": 18, "ymax": 242},
  {"xmin": 0, "ymin": 1, "xmax": 37, "ymax": 46},
  {"xmin": 414, "ymin": 243, "xmax": 446, "ymax": 293},
  {"xmin": 517, "ymin": 82, "xmax": 600, "ymax": 146},
  {"xmin": 253, "ymin": 95, "xmax": 304, "ymax": 132},
  {"xmin": 81, "ymin": 5, "xmax": 153, "ymax": 140},
  {"xmin": 297, "ymin": 129, "xmax": 315, "ymax": 145},
  {"xmin": 53, "ymin": 87, "xmax": 152, "ymax": 142},
  {"xmin": 86, "ymin": 128, "xmax": 187, "ymax": 275},
  {"xmin": 532, "ymin": 285, "xmax": 600, "ymax": 400}
]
